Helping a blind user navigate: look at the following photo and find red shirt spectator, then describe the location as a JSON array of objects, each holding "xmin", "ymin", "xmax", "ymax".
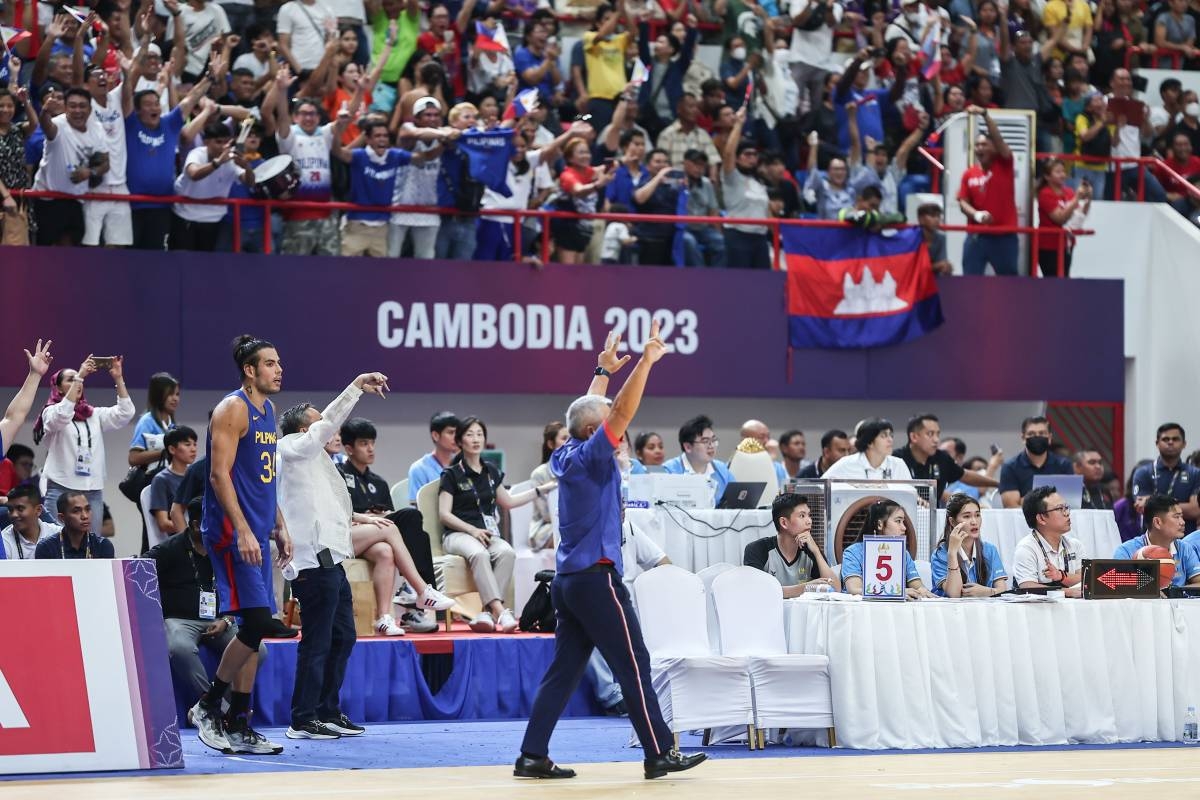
[
  {"xmin": 1037, "ymin": 182, "xmax": 1077, "ymax": 250},
  {"xmin": 1154, "ymin": 134, "xmax": 1200, "ymax": 198},
  {"xmin": 417, "ymin": 5, "xmax": 467, "ymax": 100},
  {"xmin": 958, "ymin": 152, "xmax": 1017, "ymax": 228}
]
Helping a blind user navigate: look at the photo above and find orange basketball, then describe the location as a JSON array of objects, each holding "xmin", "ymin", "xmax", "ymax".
[{"xmin": 1135, "ymin": 545, "xmax": 1175, "ymax": 589}]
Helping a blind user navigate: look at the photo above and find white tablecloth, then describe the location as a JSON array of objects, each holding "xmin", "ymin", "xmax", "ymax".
[
  {"xmin": 784, "ymin": 597, "xmax": 1200, "ymax": 749},
  {"xmin": 935, "ymin": 509, "xmax": 1122, "ymax": 572},
  {"xmin": 626, "ymin": 507, "xmax": 774, "ymax": 572}
]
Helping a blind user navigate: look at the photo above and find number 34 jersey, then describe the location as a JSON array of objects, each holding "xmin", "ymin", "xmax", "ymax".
[{"xmin": 202, "ymin": 389, "xmax": 278, "ymax": 544}]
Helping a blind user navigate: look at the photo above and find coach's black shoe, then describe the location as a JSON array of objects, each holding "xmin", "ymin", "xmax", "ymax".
[
  {"xmin": 644, "ymin": 749, "xmax": 707, "ymax": 779},
  {"xmin": 265, "ymin": 619, "xmax": 299, "ymax": 639},
  {"xmin": 513, "ymin": 755, "xmax": 576, "ymax": 779},
  {"xmin": 320, "ymin": 713, "xmax": 365, "ymax": 736},
  {"xmin": 285, "ymin": 721, "xmax": 341, "ymax": 740}
]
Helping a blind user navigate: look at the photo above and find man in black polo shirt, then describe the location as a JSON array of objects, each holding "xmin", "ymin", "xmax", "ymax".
[
  {"xmin": 148, "ymin": 498, "xmax": 268, "ymax": 705},
  {"xmin": 34, "ymin": 491, "xmax": 115, "ymax": 559},
  {"xmin": 797, "ymin": 429, "xmax": 850, "ymax": 479},
  {"xmin": 1132, "ymin": 423, "xmax": 1200, "ymax": 533},
  {"xmin": 999, "ymin": 416, "xmax": 1073, "ymax": 508},
  {"xmin": 895, "ymin": 414, "xmax": 997, "ymax": 506},
  {"xmin": 336, "ymin": 417, "xmax": 439, "ymax": 633}
]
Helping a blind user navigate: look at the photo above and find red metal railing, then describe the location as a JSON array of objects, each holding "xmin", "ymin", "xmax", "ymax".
[{"xmin": 12, "ymin": 187, "xmax": 1093, "ymax": 275}]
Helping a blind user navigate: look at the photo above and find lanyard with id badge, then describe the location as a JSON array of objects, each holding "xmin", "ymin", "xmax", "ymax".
[
  {"xmin": 190, "ymin": 546, "xmax": 218, "ymax": 620},
  {"xmin": 73, "ymin": 420, "xmax": 94, "ymax": 477},
  {"xmin": 463, "ymin": 465, "xmax": 501, "ymax": 536}
]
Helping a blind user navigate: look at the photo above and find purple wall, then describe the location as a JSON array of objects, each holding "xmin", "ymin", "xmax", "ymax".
[{"xmin": 0, "ymin": 248, "xmax": 1123, "ymax": 402}]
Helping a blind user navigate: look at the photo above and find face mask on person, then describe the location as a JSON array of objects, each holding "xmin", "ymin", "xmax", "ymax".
[
  {"xmin": 1187, "ymin": 102, "xmax": 1200, "ymax": 118},
  {"xmin": 1025, "ymin": 436, "xmax": 1050, "ymax": 456},
  {"xmin": 731, "ymin": 47, "xmax": 747, "ymax": 61}
]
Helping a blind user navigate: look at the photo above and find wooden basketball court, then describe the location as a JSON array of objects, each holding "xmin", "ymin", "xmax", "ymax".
[{"xmin": 7, "ymin": 747, "xmax": 1200, "ymax": 800}]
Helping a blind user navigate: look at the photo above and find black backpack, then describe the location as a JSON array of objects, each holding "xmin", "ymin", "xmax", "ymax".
[{"xmin": 519, "ymin": 570, "xmax": 557, "ymax": 632}]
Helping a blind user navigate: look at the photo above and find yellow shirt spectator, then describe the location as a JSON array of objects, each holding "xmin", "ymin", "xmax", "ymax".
[
  {"xmin": 1042, "ymin": 0, "xmax": 1094, "ymax": 61},
  {"xmin": 584, "ymin": 31, "xmax": 632, "ymax": 101}
]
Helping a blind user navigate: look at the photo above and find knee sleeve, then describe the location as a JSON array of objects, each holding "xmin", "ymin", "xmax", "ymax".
[{"xmin": 235, "ymin": 607, "xmax": 274, "ymax": 650}]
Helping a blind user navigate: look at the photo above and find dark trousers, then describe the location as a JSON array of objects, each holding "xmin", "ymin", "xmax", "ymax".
[
  {"xmin": 385, "ymin": 506, "xmax": 436, "ymax": 587},
  {"xmin": 289, "ymin": 564, "xmax": 356, "ymax": 726},
  {"xmin": 521, "ymin": 567, "xmax": 673, "ymax": 758},
  {"xmin": 722, "ymin": 228, "xmax": 772, "ymax": 269},
  {"xmin": 170, "ymin": 214, "xmax": 221, "ymax": 251},
  {"xmin": 1037, "ymin": 247, "xmax": 1074, "ymax": 278},
  {"xmin": 132, "ymin": 207, "xmax": 171, "ymax": 250}
]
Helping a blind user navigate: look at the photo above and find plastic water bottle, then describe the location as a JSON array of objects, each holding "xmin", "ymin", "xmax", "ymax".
[{"xmin": 1184, "ymin": 706, "xmax": 1199, "ymax": 744}]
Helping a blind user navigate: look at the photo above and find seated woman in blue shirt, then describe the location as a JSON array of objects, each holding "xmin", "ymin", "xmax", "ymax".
[
  {"xmin": 841, "ymin": 499, "xmax": 934, "ymax": 599},
  {"xmin": 931, "ymin": 493, "xmax": 1009, "ymax": 597}
]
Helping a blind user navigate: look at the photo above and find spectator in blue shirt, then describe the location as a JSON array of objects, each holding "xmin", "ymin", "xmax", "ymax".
[
  {"xmin": 662, "ymin": 414, "xmax": 735, "ymax": 506},
  {"xmin": 514, "ymin": 19, "xmax": 562, "ymax": 125},
  {"xmin": 1131, "ymin": 423, "xmax": 1200, "ymax": 534},
  {"xmin": 998, "ymin": 416, "xmax": 1074, "ymax": 508},
  {"xmin": 128, "ymin": 372, "xmax": 180, "ymax": 471},
  {"xmin": 931, "ymin": 494, "xmax": 1009, "ymax": 596},
  {"xmin": 1121, "ymin": 495, "xmax": 1200, "ymax": 588},
  {"xmin": 604, "ymin": 128, "xmax": 646, "ymax": 209},
  {"xmin": 407, "ymin": 410, "xmax": 459, "ymax": 502},
  {"xmin": 517, "ymin": 323, "xmax": 706, "ymax": 781},
  {"xmin": 840, "ymin": 499, "xmax": 933, "ymax": 598},
  {"xmin": 332, "ymin": 113, "xmax": 436, "ymax": 257},
  {"xmin": 834, "ymin": 49, "xmax": 888, "ymax": 155},
  {"xmin": 35, "ymin": 490, "xmax": 115, "ymax": 559},
  {"xmin": 125, "ymin": 78, "xmax": 210, "ymax": 250}
]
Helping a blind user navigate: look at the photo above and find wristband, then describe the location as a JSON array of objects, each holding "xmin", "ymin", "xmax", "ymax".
[
  {"xmin": 594, "ymin": 366, "xmax": 611, "ymax": 377},
  {"xmin": 535, "ymin": 486, "xmax": 542, "ymax": 497},
  {"xmin": 972, "ymin": 211, "xmax": 987, "ymax": 224}
]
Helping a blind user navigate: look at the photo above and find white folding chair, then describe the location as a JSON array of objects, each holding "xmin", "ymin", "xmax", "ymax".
[
  {"xmin": 634, "ymin": 565, "xmax": 756, "ymax": 748},
  {"xmin": 696, "ymin": 563, "xmax": 736, "ymax": 654},
  {"xmin": 711, "ymin": 566, "xmax": 836, "ymax": 748},
  {"xmin": 508, "ymin": 481, "xmax": 556, "ymax": 613},
  {"xmin": 916, "ymin": 558, "xmax": 933, "ymax": 590},
  {"xmin": 140, "ymin": 484, "xmax": 167, "ymax": 549},
  {"xmin": 390, "ymin": 479, "xmax": 410, "ymax": 510}
]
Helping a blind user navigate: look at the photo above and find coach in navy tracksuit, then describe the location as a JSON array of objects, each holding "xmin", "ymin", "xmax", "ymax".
[{"xmin": 515, "ymin": 325, "xmax": 707, "ymax": 781}]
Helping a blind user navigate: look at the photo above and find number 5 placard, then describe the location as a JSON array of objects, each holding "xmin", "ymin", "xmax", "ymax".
[{"xmin": 862, "ymin": 537, "xmax": 906, "ymax": 601}]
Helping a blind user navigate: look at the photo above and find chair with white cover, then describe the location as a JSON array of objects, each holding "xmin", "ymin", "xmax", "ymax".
[
  {"xmin": 140, "ymin": 484, "xmax": 167, "ymax": 549},
  {"xmin": 915, "ymin": 558, "xmax": 933, "ymax": 590},
  {"xmin": 508, "ymin": 480, "xmax": 557, "ymax": 613},
  {"xmin": 415, "ymin": 478, "xmax": 481, "ymax": 630},
  {"xmin": 390, "ymin": 479, "xmax": 409, "ymax": 511},
  {"xmin": 633, "ymin": 564, "xmax": 756, "ymax": 748},
  {"xmin": 726, "ymin": 450, "xmax": 780, "ymax": 505},
  {"xmin": 696, "ymin": 563, "xmax": 736, "ymax": 654},
  {"xmin": 711, "ymin": 566, "xmax": 835, "ymax": 748}
]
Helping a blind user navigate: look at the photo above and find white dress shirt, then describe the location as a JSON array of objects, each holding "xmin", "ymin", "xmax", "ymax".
[
  {"xmin": 39, "ymin": 394, "xmax": 136, "ymax": 492},
  {"xmin": 279, "ymin": 383, "xmax": 364, "ymax": 579},
  {"xmin": 822, "ymin": 452, "xmax": 914, "ymax": 482}
]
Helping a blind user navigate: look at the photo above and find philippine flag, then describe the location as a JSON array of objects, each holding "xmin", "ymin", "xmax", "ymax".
[
  {"xmin": 475, "ymin": 21, "xmax": 510, "ymax": 53},
  {"xmin": 2, "ymin": 25, "xmax": 32, "ymax": 49},
  {"xmin": 502, "ymin": 87, "xmax": 540, "ymax": 120},
  {"xmin": 784, "ymin": 226, "xmax": 943, "ymax": 349}
]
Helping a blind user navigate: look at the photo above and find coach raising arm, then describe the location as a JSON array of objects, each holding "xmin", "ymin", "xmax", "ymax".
[{"xmin": 516, "ymin": 321, "xmax": 707, "ymax": 781}]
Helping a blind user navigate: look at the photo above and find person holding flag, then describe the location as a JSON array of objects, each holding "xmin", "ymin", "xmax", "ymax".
[
  {"xmin": 474, "ymin": 119, "xmax": 592, "ymax": 262},
  {"xmin": 330, "ymin": 101, "xmax": 441, "ymax": 257},
  {"xmin": 468, "ymin": 17, "xmax": 515, "ymax": 103}
]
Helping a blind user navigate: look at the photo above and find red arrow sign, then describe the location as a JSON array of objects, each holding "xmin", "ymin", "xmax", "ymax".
[{"xmin": 1098, "ymin": 569, "xmax": 1153, "ymax": 590}]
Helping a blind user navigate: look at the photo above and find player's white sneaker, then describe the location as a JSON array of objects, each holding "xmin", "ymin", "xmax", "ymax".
[
  {"xmin": 497, "ymin": 608, "xmax": 519, "ymax": 633},
  {"xmin": 469, "ymin": 611, "xmax": 497, "ymax": 632},
  {"xmin": 226, "ymin": 721, "xmax": 284, "ymax": 754},
  {"xmin": 189, "ymin": 701, "xmax": 232, "ymax": 753},
  {"xmin": 393, "ymin": 582, "xmax": 419, "ymax": 607},
  {"xmin": 374, "ymin": 613, "xmax": 406, "ymax": 636}
]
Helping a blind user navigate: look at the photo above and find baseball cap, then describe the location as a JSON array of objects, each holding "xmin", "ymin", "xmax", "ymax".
[{"xmin": 413, "ymin": 96, "xmax": 442, "ymax": 115}]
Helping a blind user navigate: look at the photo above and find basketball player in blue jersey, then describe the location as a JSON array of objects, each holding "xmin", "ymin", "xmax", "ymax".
[{"xmin": 190, "ymin": 335, "xmax": 294, "ymax": 755}]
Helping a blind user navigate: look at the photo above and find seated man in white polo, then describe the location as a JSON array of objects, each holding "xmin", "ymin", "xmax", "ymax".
[
  {"xmin": 1012, "ymin": 485, "xmax": 1084, "ymax": 596},
  {"xmin": 662, "ymin": 414, "xmax": 733, "ymax": 505}
]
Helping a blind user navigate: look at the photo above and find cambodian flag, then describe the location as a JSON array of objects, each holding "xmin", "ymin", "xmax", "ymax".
[
  {"xmin": 784, "ymin": 226, "xmax": 943, "ymax": 349},
  {"xmin": 475, "ymin": 21, "xmax": 510, "ymax": 53}
]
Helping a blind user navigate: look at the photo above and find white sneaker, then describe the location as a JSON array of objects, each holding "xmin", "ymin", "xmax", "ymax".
[
  {"xmin": 419, "ymin": 585, "xmax": 455, "ymax": 611},
  {"xmin": 374, "ymin": 614, "xmax": 406, "ymax": 636},
  {"xmin": 400, "ymin": 608, "xmax": 438, "ymax": 634},
  {"xmin": 393, "ymin": 582, "xmax": 419, "ymax": 607},
  {"xmin": 469, "ymin": 611, "xmax": 497, "ymax": 633},
  {"xmin": 498, "ymin": 608, "xmax": 519, "ymax": 633}
]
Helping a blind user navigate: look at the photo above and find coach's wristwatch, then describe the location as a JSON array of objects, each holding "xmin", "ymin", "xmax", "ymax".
[{"xmin": 594, "ymin": 367, "xmax": 611, "ymax": 377}]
